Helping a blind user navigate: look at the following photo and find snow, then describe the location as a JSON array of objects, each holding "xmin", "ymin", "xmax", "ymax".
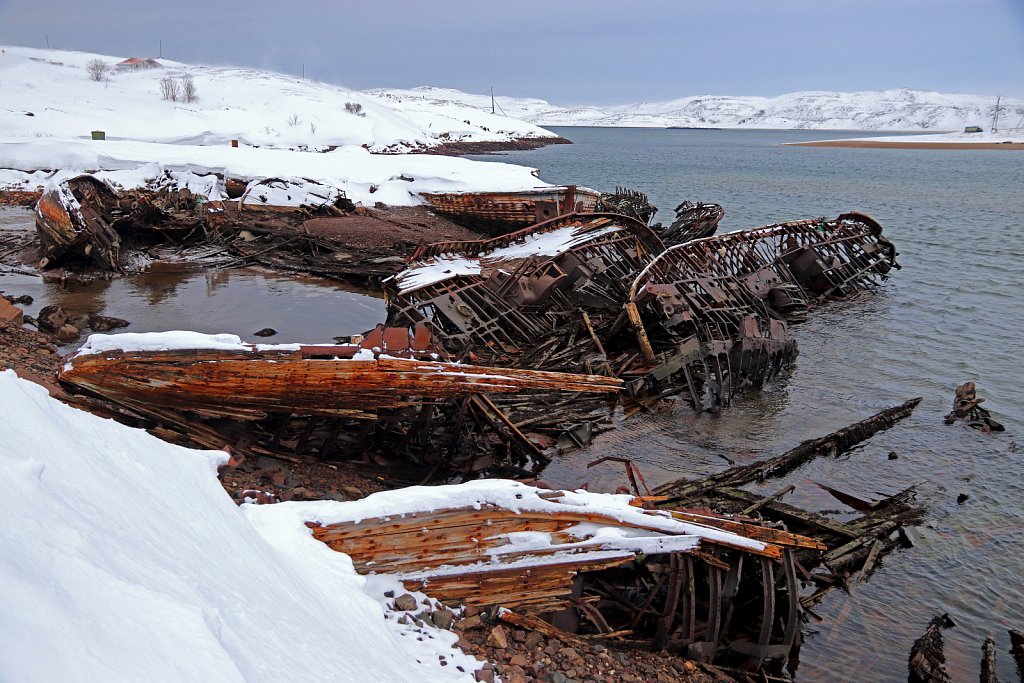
[
  {"xmin": 0, "ymin": 138, "xmax": 553, "ymax": 207},
  {"xmin": 263, "ymin": 479, "xmax": 769, "ymax": 554},
  {"xmin": 0, "ymin": 370, "xmax": 477, "ymax": 681},
  {"xmin": 390, "ymin": 224, "xmax": 622, "ymax": 293},
  {"xmin": 0, "ymin": 46, "xmax": 559, "ymax": 205},
  {"xmin": 368, "ymin": 86, "xmax": 1024, "ymax": 132},
  {"xmin": 810, "ymin": 130, "xmax": 1024, "ymax": 144},
  {"xmin": 73, "ymin": 330, "xmax": 303, "ymax": 356},
  {"xmin": 0, "ymin": 46, "xmax": 553, "ymax": 153}
]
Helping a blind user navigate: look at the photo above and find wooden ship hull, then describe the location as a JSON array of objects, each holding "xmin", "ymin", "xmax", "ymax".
[
  {"xmin": 305, "ymin": 480, "xmax": 822, "ymax": 666},
  {"xmin": 419, "ymin": 185, "xmax": 601, "ymax": 235},
  {"xmin": 57, "ymin": 325, "xmax": 622, "ymax": 474}
]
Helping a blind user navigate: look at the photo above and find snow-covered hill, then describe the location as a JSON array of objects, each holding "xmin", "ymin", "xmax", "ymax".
[
  {"xmin": 0, "ymin": 46, "xmax": 555, "ymax": 153},
  {"xmin": 367, "ymin": 86, "xmax": 1024, "ymax": 131}
]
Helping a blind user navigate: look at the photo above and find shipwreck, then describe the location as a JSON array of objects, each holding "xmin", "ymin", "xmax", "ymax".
[
  {"xmin": 386, "ymin": 210, "xmax": 900, "ymax": 412},
  {"xmin": 58, "ymin": 326, "xmax": 621, "ymax": 475},
  {"xmin": 301, "ymin": 479, "xmax": 819, "ymax": 668}
]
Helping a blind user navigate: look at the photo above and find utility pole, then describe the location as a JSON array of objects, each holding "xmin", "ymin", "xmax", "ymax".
[
  {"xmin": 45, "ymin": 34, "xmax": 49, "ymax": 49},
  {"xmin": 491, "ymin": 86, "xmax": 495, "ymax": 115},
  {"xmin": 991, "ymin": 96, "xmax": 1001, "ymax": 133},
  {"xmin": 159, "ymin": 39, "xmax": 162, "ymax": 59},
  {"xmin": 302, "ymin": 64, "xmax": 305, "ymax": 79}
]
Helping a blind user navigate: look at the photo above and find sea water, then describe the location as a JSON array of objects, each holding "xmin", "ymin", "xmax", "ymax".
[{"xmin": 473, "ymin": 127, "xmax": 1024, "ymax": 681}]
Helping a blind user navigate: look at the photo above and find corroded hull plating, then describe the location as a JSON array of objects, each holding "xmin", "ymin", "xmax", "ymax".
[{"xmin": 420, "ymin": 186, "xmax": 601, "ymax": 235}]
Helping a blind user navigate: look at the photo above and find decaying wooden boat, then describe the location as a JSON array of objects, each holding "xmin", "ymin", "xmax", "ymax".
[
  {"xmin": 419, "ymin": 185, "xmax": 602, "ymax": 235},
  {"xmin": 58, "ymin": 324, "xmax": 622, "ymax": 474},
  {"xmin": 303, "ymin": 480, "xmax": 822, "ymax": 666},
  {"xmin": 35, "ymin": 175, "xmax": 122, "ymax": 270}
]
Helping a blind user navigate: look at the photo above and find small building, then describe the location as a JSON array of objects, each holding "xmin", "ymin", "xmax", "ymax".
[
  {"xmin": 115, "ymin": 57, "xmax": 162, "ymax": 72},
  {"xmin": 964, "ymin": 125, "xmax": 983, "ymax": 133}
]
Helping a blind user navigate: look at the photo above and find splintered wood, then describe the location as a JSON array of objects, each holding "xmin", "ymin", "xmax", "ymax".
[{"xmin": 306, "ymin": 483, "xmax": 818, "ymax": 666}]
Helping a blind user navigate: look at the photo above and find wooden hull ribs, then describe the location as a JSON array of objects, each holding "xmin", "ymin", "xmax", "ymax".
[{"xmin": 303, "ymin": 480, "xmax": 821, "ymax": 667}]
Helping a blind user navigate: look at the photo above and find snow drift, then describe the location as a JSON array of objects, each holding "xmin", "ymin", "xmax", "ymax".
[{"xmin": 0, "ymin": 370, "xmax": 475, "ymax": 682}]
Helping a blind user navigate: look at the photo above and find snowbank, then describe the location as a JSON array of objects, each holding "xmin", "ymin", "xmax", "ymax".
[
  {"xmin": 0, "ymin": 138, "xmax": 551, "ymax": 206},
  {"xmin": 0, "ymin": 370, "xmax": 475, "ymax": 682}
]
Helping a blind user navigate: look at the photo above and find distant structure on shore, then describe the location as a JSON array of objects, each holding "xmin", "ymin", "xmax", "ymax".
[{"xmin": 115, "ymin": 57, "xmax": 161, "ymax": 73}]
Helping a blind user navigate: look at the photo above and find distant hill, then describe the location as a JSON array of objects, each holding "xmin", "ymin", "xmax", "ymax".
[{"xmin": 365, "ymin": 86, "xmax": 1024, "ymax": 131}]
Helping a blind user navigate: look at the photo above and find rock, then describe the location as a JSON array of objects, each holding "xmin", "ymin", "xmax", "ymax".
[
  {"xmin": 544, "ymin": 673, "xmax": 568, "ymax": 683},
  {"xmin": 505, "ymin": 666, "xmax": 527, "ymax": 683},
  {"xmin": 0, "ymin": 299, "xmax": 24, "ymax": 326},
  {"xmin": 431, "ymin": 608, "xmax": 454, "ymax": 630},
  {"xmin": 341, "ymin": 485, "xmax": 364, "ymax": 500},
  {"xmin": 474, "ymin": 667, "xmax": 495, "ymax": 683},
  {"xmin": 36, "ymin": 305, "xmax": 67, "ymax": 333},
  {"xmin": 253, "ymin": 328, "xmax": 277, "ymax": 337},
  {"xmin": 57, "ymin": 324, "xmax": 80, "ymax": 342},
  {"xmin": 486, "ymin": 625, "xmax": 509, "ymax": 649},
  {"xmin": 525, "ymin": 631, "xmax": 543, "ymax": 650},
  {"xmin": 888, "ymin": 451, "xmax": 899, "ymax": 460},
  {"xmin": 509, "ymin": 654, "xmax": 529, "ymax": 667},
  {"xmin": 457, "ymin": 615, "xmax": 483, "ymax": 631},
  {"xmin": 9, "ymin": 294, "xmax": 33, "ymax": 305},
  {"xmin": 393, "ymin": 593, "xmax": 418, "ymax": 611},
  {"xmin": 957, "ymin": 493, "xmax": 970, "ymax": 505},
  {"xmin": 87, "ymin": 314, "xmax": 130, "ymax": 332}
]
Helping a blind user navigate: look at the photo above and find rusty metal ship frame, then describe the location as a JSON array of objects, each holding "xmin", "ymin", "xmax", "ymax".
[
  {"xmin": 386, "ymin": 210, "xmax": 900, "ymax": 412},
  {"xmin": 58, "ymin": 324, "xmax": 622, "ymax": 475}
]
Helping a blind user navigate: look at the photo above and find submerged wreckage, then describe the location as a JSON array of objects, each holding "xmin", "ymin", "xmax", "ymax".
[
  {"xmin": 385, "ymin": 210, "xmax": 900, "ymax": 412},
  {"xmin": 54, "ymin": 182, "xmax": 902, "ymax": 474}
]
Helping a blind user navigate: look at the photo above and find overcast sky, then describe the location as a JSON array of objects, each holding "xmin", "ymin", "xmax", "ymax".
[{"xmin": 2, "ymin": 0, "xmax": 1022, "ymax": 104}]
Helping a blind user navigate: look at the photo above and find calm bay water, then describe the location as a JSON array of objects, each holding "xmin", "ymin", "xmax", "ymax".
[{"xmin": 473, "ymin": 128, "xmax": 1024, "ymax": 681}]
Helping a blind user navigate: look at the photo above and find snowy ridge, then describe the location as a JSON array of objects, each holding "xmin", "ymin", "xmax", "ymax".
[
  {"xmin": 367, "ymin": 86, "xmax": 1024, "ymax": 131},
  {"xmin": 0, "ymin": 46, "xmax": 555, "ymax": 153}
]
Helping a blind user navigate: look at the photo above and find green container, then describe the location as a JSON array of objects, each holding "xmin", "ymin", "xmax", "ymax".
[{"xmin": 91, "ymin": 130, "xmax": 105, "ymax": 141}]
